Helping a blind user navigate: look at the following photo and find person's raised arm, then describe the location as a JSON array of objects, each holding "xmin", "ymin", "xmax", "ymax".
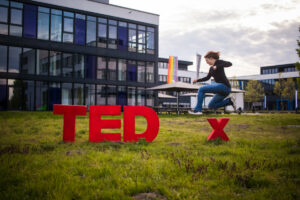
[
  {"xmin": 216, "ymin": 60, "xmax": 232, "ymax": 68},
  {"xmin": 193, "ymin": 72, "xmax": 212, "ymax": 83}
]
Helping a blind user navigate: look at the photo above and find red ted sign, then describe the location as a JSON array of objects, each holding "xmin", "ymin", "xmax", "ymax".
[{"xmin": 53, "ymin": 105, "xmax": 159, "ymax": 143}]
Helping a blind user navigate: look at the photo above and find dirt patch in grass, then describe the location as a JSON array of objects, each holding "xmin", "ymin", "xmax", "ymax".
[
  {"xmin": 133, "ymin": 193, "xmax": 167, "ymax": 200},
  {"xmin": 66, "ymin": 150, "xmax": 82, "ymax": 156}
]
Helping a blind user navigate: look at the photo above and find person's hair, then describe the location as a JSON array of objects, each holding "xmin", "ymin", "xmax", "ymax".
[{"xmin": 204, "ymin": 51, "xmax": 220, "ymax": 59}]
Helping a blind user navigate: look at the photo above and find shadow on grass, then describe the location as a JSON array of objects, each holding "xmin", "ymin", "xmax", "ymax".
[{"xmin": 205, "ymin": 137, "xmax": 228, "ymax": 146}]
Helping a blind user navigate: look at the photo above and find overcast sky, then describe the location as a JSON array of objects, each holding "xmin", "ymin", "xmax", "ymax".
[{"xmin": 110, "ymin": 0, "xmax": 300, "ymax": 77}]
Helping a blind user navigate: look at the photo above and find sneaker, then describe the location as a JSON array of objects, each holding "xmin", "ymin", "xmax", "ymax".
[
  {"xmin": 228, "ymin": 98, "xmax": 236, "ymax": 112},
  {"xmin": 188, "ymin": 110, "xmax": 203, "ymax": 115}
]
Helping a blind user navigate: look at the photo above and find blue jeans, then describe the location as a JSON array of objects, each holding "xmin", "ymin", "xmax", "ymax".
[{"xmin": 194, "ymin": 83, "xmax": 231, "ymax": 112}]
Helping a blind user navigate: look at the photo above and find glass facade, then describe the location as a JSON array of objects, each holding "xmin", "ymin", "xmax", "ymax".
[
  {"xmin": 86, "ymin": 16, "xmax": 96, "ymax": 46},
  {"xmin": 0, "ymin": 0, "xmax": 158, "ymax": 111},
  {"xmin": 38, "ymin": 7, "xmax": 49, "ymax": 40},
  {"xmin": 63, "ymin": 11, "xmax": 74, "ymax": 43},
  {"xmin": 75, "ymin": 14, "xmax": 85, "ymax": 45},
  {"xmin": 118, "ymin": 59, "xmax": 126, "ymax": 81},
  {"xmin": 24, "ymin": 4, "xmax": 37, "ymax": 38},
  {"xmin": 50, "ymin": 9, "xmax": 62, "ymax": 42},
  {"xmin": 0, "ymin": 1, "xmax": 156, "ymax": 54},
  {"xmin": 0, "ymin": 45, "xmax": 7, "ymax": 72}
]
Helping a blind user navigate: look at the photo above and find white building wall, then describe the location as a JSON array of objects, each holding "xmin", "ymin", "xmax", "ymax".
[{"xmin": 33, "ymin": 0, "xmax": 159, "ymax": 25}]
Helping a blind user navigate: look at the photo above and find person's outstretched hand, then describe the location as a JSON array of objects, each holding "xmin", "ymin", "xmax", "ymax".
[{"xmin": 193, "ymin": 79, "xmax": 198, "ymax": 84}]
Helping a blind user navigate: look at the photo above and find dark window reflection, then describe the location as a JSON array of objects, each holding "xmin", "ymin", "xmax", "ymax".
[
  {"xmin": 62, "ymin": 53, "xmax": 73, "ymax": 77},
  {"xmin": 49, "ymin": 82, "xmax": 61, "ymax": 110},
  {"xmin": 117, "ymin": 86, "xmax": 126, "ymax": 106},
  {"xmin": 22, "ymin": 48, "xmax": 36, "ymax": 75},
  {"xmin": 85, "ymin": 84, "xmax": 95, "ymax": 106},
  {"xmin": 107, "ymin": 85, "xmax": 116, "ymax": 105},
  {"xmin": 36, "ymin": 49, "xmax": 49, "ymax": 76},
  {"xmin": 0, "ymin": 79, "xmax": 7, "ymax": 110},
  {"xmin": 96, "ymin": 84, "xmax": 106, "ymax": 105},
  {"xmin": 8, "ymin": 46, "xmax": 22, "ymax": 73},
  {"xmin": 49, "ymin": 51, "xmax": 61, "ymax": 76},
  {"xmin": 74, "ymin": 54, "xmax": 84, "ymax": 78},
  {"xmin": 0, "ymin": 45, "xmax": 7, "ymax": 72},
  {"xmin": 36, "ymin": 81, "xmax": 48, "ymax": 111},
  {"xmin": 74, "ymin": 83, "xmax": 84, "ymax": 105}
]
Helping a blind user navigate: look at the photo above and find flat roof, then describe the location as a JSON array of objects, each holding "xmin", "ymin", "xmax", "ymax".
[{"xmin": 33, "ymin": 0, "xmax": 159, "ymax": 25}]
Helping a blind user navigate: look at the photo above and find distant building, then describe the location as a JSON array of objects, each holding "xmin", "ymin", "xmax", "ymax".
[
  {"xmin": 158, "ymin": 58, "xmax": 210, "ymax": 108},
  {"xmin": 229, "ymin": 63, "xmax": 299, "ymax": 110}
]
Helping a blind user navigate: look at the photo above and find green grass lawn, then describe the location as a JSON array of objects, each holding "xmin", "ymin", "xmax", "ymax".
[{"xmin": 0, "ymin": 112, "xmax": 300, "ymax": 200}]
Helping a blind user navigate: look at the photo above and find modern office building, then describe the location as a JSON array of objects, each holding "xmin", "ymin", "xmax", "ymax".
[
  {"xmin": 229, "ymin": 63, "xmax": 299, "ymax": 110},
  {"xmin": 0, "ymin": 0, "xmax": 160, "ymax": 111}
]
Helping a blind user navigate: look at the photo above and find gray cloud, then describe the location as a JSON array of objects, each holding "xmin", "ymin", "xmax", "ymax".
[{"xmin": 159, "ymin": 20, "xmax": 299, "ymax": 76}]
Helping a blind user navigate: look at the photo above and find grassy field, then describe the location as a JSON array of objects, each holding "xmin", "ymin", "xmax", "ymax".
[{"xmin": 0, "ymin": 112, "xmax": 300, "ymax": 200}]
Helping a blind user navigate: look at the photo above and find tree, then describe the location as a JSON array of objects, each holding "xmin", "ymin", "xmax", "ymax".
[
  {"xmin": 245, "ymin": 80, "xmax": 265, "ymax": 110},
  {"xmin": 274, "ymin": 74, "xmax": 285, "ymax": 110},
  {"xmin": 282, "ymin": 78, "xmax": 296, "ymax": 103}
]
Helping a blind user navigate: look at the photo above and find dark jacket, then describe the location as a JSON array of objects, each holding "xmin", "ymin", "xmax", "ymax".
[{"xmin": 196, "ymin": 59, "xmax": 232, "ymax": 88}]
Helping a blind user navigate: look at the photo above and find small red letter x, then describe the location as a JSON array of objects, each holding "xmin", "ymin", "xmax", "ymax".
[{"xmin": 207, "ymin": 118, "xmax": 229, "ymax": 141}]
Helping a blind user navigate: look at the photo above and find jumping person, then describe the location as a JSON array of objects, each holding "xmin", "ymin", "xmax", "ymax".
[{"xmin": 188, "ymin": 51, "xmax": 235, "ymax": 115}]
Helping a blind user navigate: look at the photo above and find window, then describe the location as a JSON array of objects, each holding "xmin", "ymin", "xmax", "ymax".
[
  {"xmin": 96, "ymin": 85, "xmax": 106, "ymax": 105},
  {"xmin": 0, "ymin": 45, "xmax": 7, "ymax": 72},
  {"xmin": 128, "ymin": 23, "xmax": 136, "ymax": 52},
  {"xmin": 23, "ymin": 80, "xmax": 34, "ymax": 111},
  {"xmin": 138, "ymin": 25, "xmax": 146, "ymax": 53},
  {"xmin": 8, "ymin": 46, "xmax": 22, "ymax": 73},
  {"xmin": 108, "ymin": 20, "xmax": 117, "ymax": 49},
  {"xmin": 49, "ymin": 82, "xmax": 61, "ymax": 110},
  {"xmin": 74, "ymin": 83, "xmax": 84, "ymax": 105},
  {"xmin": 21, "ymin": 48, "xmax": 35, "ymax": 75},
  {"xmin": 137, "ymin": 88, "xmax": 145, "ymax": 106},
  {"xmin": 118, "ymin": 22, "xmax": 127, "ymax": 50},
  {"xmin": 146, "ymin": 90, "xmax": 154, "ymax": 107},
  {"xmin": 117, "ymin": 86, "xmax": 127, "ymax": 106},
  {"xmin": 137, "ymin": 61, "xmax": 145, "ymax": 83},
  {"xmin": 36, "ymin": 81, "xmax": 48, "ymax": 111},
  {"xmin": 107, "ymin": 85, "xmax": 116, "ymax": 105},
  {"xmin": 108, "ymin": 58, "xmax": 117, "ymax": 80},
  {"xmin": 127, "ymin": 60, "xmax": 137, "ymax": 82},
  {"xmin": 85, "ymin": 84, "xmax": 95, "ymax": 106},
  {"xmin": 118, "ymin": 59, "xmax": 126, "ymax": 81},
  {"xmin": 63, "ymin": 11, "xmax": 74, "ymax": 43},
  {"xmin": 0, "ymin": 79, "xmax": 7, "ymax": 110},
  {"xmin": 97, "ymin": 57, "xmax": 106, "ymax": 79},
  {"xmin": 86, "ymin": 16, "xmax": 96, "ymax": 46},
  {"xmin": 146, "ymin": 27, "xmax": 155, "ymax": 54},
  {"xmin": 50, "ymin": 9, "xmax": 62, "ymax": 42},
  {"xmin": 62, "ymin": 83, "xmax": 72, "ymax": 105},
  {"xmin": 10, "ymin": 2, "xmax": 23, "ymax": 37},
  {"xmin": 8, "ymin": 79, "xmax": 22, "ymax": 110},
  {"xmin": 146, "ymin": 62, "xmax": 154, "ymax": 83},
  {"xmin": 62, "ymin": 53, "xmax": 73, "ymax": 77},
  {"xmin": 74, "ymin": 54, "xmax": 85, "ymax": 78},
  {"xmin": 86, "ymin": 55, "xmax": 96, "ymax": 79},
  {"xmin": 36, "ymin": 49, "xmax": 49, "ymax": 76},
  {"xmin": 49, "ymin": 51, "xmax": 61, "ymax": 76},
  {"xmin": 24, "ymin": 4, "xmax": 37, "ymax": 38},
  {"xmin": 38, "ymin": 7, "xmax": 50, "ymax": 40},
  {"xmin": 97, "ymin": 17, "xmax": 107, "ymax": 48},
  {"xmin": 127, "ymin": 87, "xmax": 136, "ymax": 106},
  {"xmin": 0, "ymin": 0, "xmax": 8, "ymax": 35},
  {"xmin": 75, "ymin": 14, "xmax": 86, "ymax": 45}
]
